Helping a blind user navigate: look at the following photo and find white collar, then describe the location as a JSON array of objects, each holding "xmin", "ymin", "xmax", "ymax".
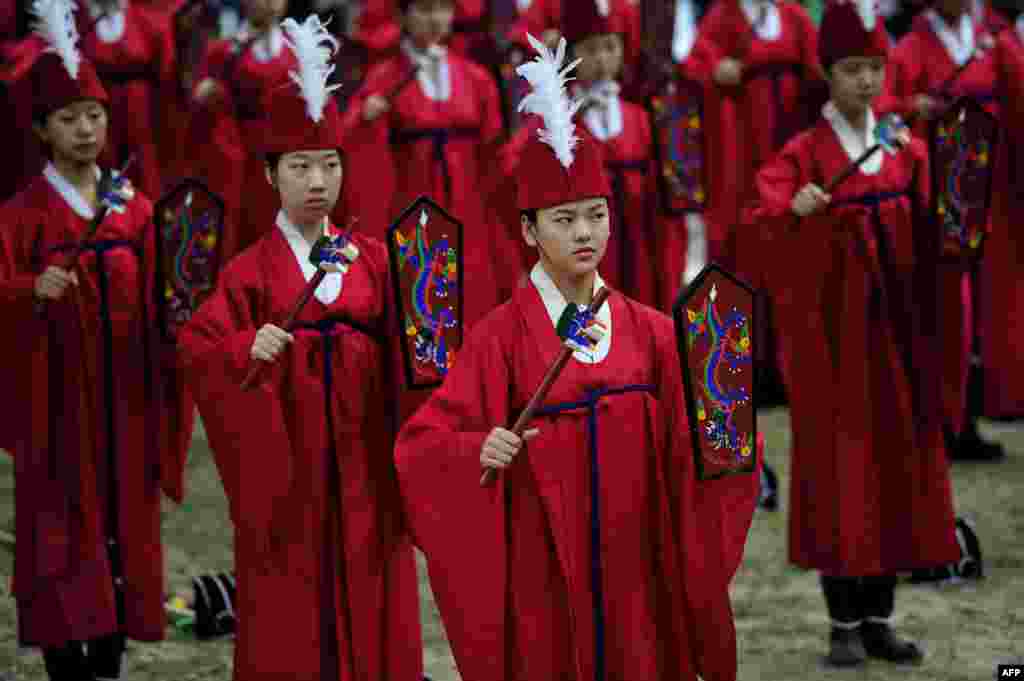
[
  {"xmin": 516, "ymin": 0, "xmax": 532, "ymax": 9},
  {"xmin": 248, "ymin": 24, "xmax": 285, "ymax": 63},
  {"xmin": 673, "ymin": 0, "xmax": 699, "ymax": 62},
  {"xmin": 88, "ymin": 0, "xmax": 127, "ymax": 44},
  {"xmin": 578, "ymin": 80, "xmax": 623, "ymax": 140},
  {"xmin": 529, "ymin": 262, "xmax": 612, "ymax": 363},
  {"xmin": 925, "ymin": 9, "xmax": 975, "ymax": 66},
  {"xmin": 275, "ymin": 210, "xmax": 343, "ymax": 305},
  {"xmin": 401, "ymin": 38, "xmax": 451, "ymax": 101},
  {"xmin": 822, "ymin": 102, "xmax": 882, "ymax": 175},
  {"xmin": 741, "ymin": 0, "xmax": 781, "ymax": 42},
  {"xmin": 43, "ymin": 162, "xmax": 102, "ymax": 220}
]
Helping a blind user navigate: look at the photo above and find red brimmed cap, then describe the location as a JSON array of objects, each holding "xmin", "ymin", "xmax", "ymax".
[{"xmin": 818, "ymin": 0, "xmax": 890, "ymax": 70}]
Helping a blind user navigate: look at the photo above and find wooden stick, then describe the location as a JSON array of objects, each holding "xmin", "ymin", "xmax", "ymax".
[
  {"xmin": 239, "ymin": 269, "xmax": 327, "ymax": 391},
  {"xmin": 479, "ymin": 286, "xmax": 611, "ymax": 487},
  {"xmin": 825, "ymin": 143, "xmax": 882, "ymax": 194}
]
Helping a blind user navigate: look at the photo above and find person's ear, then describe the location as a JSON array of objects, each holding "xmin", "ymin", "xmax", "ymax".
[
  {"xmin": 521, "ymin": 214, "xmax": 538, "ymax": 247},
  {"xmin": 265, "ymin": 166, "xmax": 276, "ymax": 188},
  {"xmin": 32, "ymin": 122, "xmax": 50, "ymax": 146}
]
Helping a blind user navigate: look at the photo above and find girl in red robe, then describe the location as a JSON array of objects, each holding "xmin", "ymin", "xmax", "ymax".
[
  {"xmin": 881, "ymin": 0, "xmax": 1007, "ymax": 458},
  {"xmin": 178, "ymin": 16, "xmax": 423, "ymax": 681},
  {"xmin": 340, "ymin": 0, "xmax": 505, "ymax": 328},
  {"xmin": 0, "ymin": 9, "xmax": 190, "ymax": 679},
  {"xmin": 748, "ymin": 0, "xmax": 959, "ymax": 666},
  {"xmin": 395, "ymin": 36, "xmax": 759, "ymax": 681}
]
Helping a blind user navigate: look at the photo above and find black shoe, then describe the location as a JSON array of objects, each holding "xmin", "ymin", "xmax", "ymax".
[
  {"xmin": 859, "ymin": 621, "xmax": 924, "ymax": 664},
  {"xmin": 950, "ymin": 428, "xmax": 1006, "ymax": 462},
  {"xmin": 825, "ymin": 627, "xmax": 867, "ymax": 667},
  {"xmin": 758, "ymin": 463, "xmax": 779, "ymax": 511}
]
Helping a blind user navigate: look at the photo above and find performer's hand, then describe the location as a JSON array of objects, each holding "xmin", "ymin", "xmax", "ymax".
[
  {"xmin": 913, "ymin": 93, "xmax": 937, "ymax": 121},
  {"xmin": 34, "ymin": 266, "xmax": 78, "ymax": 301},
  {"xmin": 363, "ymin": 94, "xmax": 391, "ymax": 122},
  {"xmin": 480, "ymin": 427, "xmax": 540, "ymax": 470},
  {"xmin": 714, "ymin": 58, "xmax": 744, "ymax": 87},
  {"xmin": 251, "ymin": 324, "xmax": 294, "ymax": 363},
  {"xmin": 791, "ymin": 183, "xmax": 831, "ymax": 217},
  {"xmin": 194, "ymin": 77, "xmax": 225, "ymax": 107}
]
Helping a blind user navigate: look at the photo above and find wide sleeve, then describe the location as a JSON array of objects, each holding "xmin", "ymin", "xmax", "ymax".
[
  {"xmin": 176, "ymin": 253, "xmax": 293, "ymax": 530},
  {"xmin": 393, "ymin": 316, "xmax": 512, "ymax": 681}
]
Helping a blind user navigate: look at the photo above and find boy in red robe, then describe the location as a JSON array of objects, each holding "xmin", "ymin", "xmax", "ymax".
[
  {"xmin": 177, "ymin": 16, "xmax": 424, "ymax": 681},
  {"xmin": 0, "ymin": 4, "xmax": 191, "ymax": 678},
  {"xmin": 395, "ymin": 35, "xmax": 759, "ymax": 681},
  {"xmin": 340, "ymin": 0, "xmax": 505, "ymax": 328},
  {"xmin": 748, "ymin": 0, "xmax": 960, "ymax": 666},
  {"xmin": 881, "ymin": 0, "xmax": 1006, "ymax": 458}
]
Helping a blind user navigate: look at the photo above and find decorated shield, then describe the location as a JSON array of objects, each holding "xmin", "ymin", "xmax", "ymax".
[
  {"xmin": 387, "ymin": 196, "xmax": 464, "ymax": 389},
  {"xmin": 672, "ymin": 262, "xmax": 757, "ymax": 480},
  {"xmin": 153, "ymin": 179, "xmax": 225, "ymax": 342},
  {"xmin": 929, "ymin": 96, "xmax": 999, "ymax": 262},
  {"xmin": 650, "ymin": 77, "xmax": 708, "ymax": 216}
]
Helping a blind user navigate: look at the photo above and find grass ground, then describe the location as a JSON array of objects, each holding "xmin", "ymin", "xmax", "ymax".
[{"xmin": 0, "ymin": 407, "xmax": 1020, "ymax": 680}]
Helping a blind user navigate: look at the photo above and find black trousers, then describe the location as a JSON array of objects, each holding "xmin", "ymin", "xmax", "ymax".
[
  {"xmin": 821, "ymin": 575, "xmax": 897, "ymax": 626},
  {"xmin": 42, "ymin": 633, "xmax": 125, "ymax": 681}
]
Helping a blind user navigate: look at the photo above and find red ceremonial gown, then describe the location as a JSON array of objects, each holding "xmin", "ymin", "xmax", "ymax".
[
  {"xmin": 177, "ymin": 224, "xmax": 422, "ymax": 681},
  {"xmin": 79, "ymin": 3, "xmax": 177, "ymax": 200},
  {"xmin": 0, "ymin": 167, "xmax": 191, "ymax": 647},
  {"xmin": 340, "ymin": 47, "xmax": 505, "ymax": 328},
  {"xmin": 881, "ymin": 10, "xmax": 1002, "ymax": 433},
  {"xmin": 395, "ymin": 271, "xmax": 758, "ymax": 681},
  {"xmin": 749, "ymin": 113, "xmax": 960, "ymax": 575}
]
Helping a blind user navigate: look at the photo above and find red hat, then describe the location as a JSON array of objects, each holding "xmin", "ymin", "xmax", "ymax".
[
  {"xmin": 515, "ymin": 35, "xmax": 610, "ymax": 210},
  {"xmin": 818, "ymin": 0, "xmax": 889, "ymax": 71},
  {"xmin": 0, "ymin": 0, "xmax": 109, "ymax": 119},
  {"xmin": 261, "ymin": 15, "xmax": 345, "ymax": 154},
  {"xmin": 561, "ymin": 0, "xmax": 627, "ymax": 45}
]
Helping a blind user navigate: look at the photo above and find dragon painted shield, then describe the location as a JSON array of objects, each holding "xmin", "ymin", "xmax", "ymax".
[
  {"xmin": 672, "ymin": 263, "xmax": 756, "ymax": 479},
  {"xmin": 650, "ymin": 77, "xmax": 708, "ymax": 216},
  {"xmin": 929, "ymin": 96, "xmax": 999, "ymax": 262},
  {"xmin": 387, "ymin": 195, "xmax": 464, "ymax": 389},
  {"xmin": 153, "ymin": 179, "xmax": 225, "ymax": 342}
]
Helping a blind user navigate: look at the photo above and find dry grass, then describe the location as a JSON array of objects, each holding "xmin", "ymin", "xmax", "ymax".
[{"xmin": 0, "ymin": 408, "xmax": 1021, "ymax": 680}]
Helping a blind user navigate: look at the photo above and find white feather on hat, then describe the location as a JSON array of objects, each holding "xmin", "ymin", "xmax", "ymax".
[
  {"xmin": 281, "ymin": 15, "xmax": 342, "ymax": 123},
  {"xmin": 31, "ymin": 0, "xmax": 82, "ymax": 79},
  {"xmin": 516, "ymin": 34, "xmax": 584, "ymax": 169}
]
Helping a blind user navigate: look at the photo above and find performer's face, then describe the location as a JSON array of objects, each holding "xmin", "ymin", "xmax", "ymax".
[
  {"xmin": 828, "ymin": 57, "xmax": 885, "ymax": 117},
  {"xmin": 523, "ymin": 197, "xmax": 610, "ymax": 279},
  {"xmin": 269, "ymin": 150, "xmax": 343, "ymax": 228},
  {"xmin": 403, "ymin": 0, "xmax": 455, "ymax": 50},
  {"xmin": 244, "ymin": 0, "xmax": 286, "ymax": 27},
  {"xmin": 34, "ymin": 100, "xmax": 108, "ymax": 166},
  {"xmin": 572, "ymin": 33, "xmax": 624, "ymax": 84}
]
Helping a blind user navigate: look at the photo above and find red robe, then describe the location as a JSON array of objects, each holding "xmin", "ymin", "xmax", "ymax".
[
  {"xmin": 982, "ymin": 25, "xmax": 1024, "ymax": 417},
  {"xmin": 0, "ymin": 169, "xmax": 191, "ymax": 648},
  {"xmin": 186, "ymin": 35, "xmax": 297, "ymax": 262},
  {"xmin": 693, "ymin": 0, "xmax": 821, "ymax": 286},
  {"xmin": 881, "ymin": 13, "xmax": 1002, "ymax": 433},
  {"xmin": 395, "ymin": 278, "xmax": 758, "ymax": 681},
  {"xmin": 749, "ymin": 118, "xmax": 959, "ymax": 575},
  {"xmin": 79, "ymin": 5, "xmax": 177, "ymax": 200},
  {"xmin": 177, "ymin": 226, "xmax": 422, "ymax": 681},
  {"xmin": 340, "ymin": 50, "xmax": 505, "ymax": 327}
]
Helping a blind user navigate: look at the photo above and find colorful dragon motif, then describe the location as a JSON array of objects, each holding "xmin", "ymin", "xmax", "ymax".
[
  {"xmin": 394, "ymin": 209, "xmax": 459, "ymax": 376},
  {"xmin": 687, "ymin": 284, "xmax": 753, "ymax": 464},
  {"xmin": 653, "ymin": 91, "xmax": 705, "ymax": 207},
  {"xmin": 162, "ymin": 190, "xmax": 219, "ymax": 334},
  {"xmin": 936, "ymin": 110, "xmax": 989, "ymax": 254}
]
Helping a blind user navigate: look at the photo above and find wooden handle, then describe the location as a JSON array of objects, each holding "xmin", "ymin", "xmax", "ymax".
[
  {"xmin": 824, "ymin": 143, "xmax": 881, "ymax": 194},
  {"xmin": 479, "ymin": 286, "xmax": 611, "ymax": 487},
  {"xmin": 240, "ymin": 270, "xmax": 326, "ymax": 391}
]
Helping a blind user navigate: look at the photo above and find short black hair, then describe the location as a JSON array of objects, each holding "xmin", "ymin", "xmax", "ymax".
[
  {"xmin": 520, "ymin": 209, "xmax": 537, "ymax": 226},
  {"xmin": 265, "ymin": 152, "xmax": 283, "ymax": 171}
]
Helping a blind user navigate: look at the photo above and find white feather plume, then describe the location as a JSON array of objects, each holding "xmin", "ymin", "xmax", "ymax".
[
  {"xmin": 31, "ymin": 0, "xmax": 82, "ymax": 79},
  {"xmin": 516, "ymin": 34, "xmax": 583, "ymax": 169},
  {"xmin": 595, "ymin": 0, "xmax": 610, "ymax": 17},
  {"xmin": 281, "ymin": 16, "xmax": 342, "ymax": 123},
  {"xmin": 855, "ymin": 0, "xmax": 877, "ymax": 30}
]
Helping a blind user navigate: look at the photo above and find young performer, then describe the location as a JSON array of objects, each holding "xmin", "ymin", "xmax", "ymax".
[
  {"xmin": 395, "ymin": 35, "xmax": 758, "ymax": 681},
  {"xmin": 747, "ymin": 0, "xmax": 960, "ymax": 665},
  {"xmin": 340, "ymin": 0, "xmax": 505, "ymax": 327},
  {"xmin": 881, "ymin": 0, "xmax": 1006, "ymax": 457},
  {"xmin": 185, "ymin": 0, "xmax": 299, "ymax": 262},
  {"xmin": 0, "ymin": 2, "xmax": 192, "ymax": 678},
  {"xmin": 178, "ymin": 16, "xmax": 423, "ymax": 681}
]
